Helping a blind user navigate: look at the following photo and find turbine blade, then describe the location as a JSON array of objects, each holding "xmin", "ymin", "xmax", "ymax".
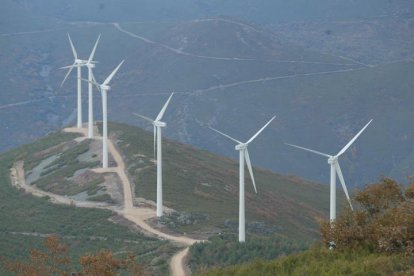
[
  {"xmin": 208, "ymin": 126, "xmax": 242, "ymax": 144},
  {"xmin": 285, "ymin": 143, "xmax": 331, "ymax": 158},
  {"xmin": 67, "ymin": 33, "xmax": 77, "ymax": 59},
  {"xmin": 79, "ymin": 76, "xmax": 100, "ymax": 88},
  {"xmin": 335, "ymin": 162, "xmax": 353, "ymax": 210},
  {"xmin": 155, "ymin": 92, "xmax": 174, "ymax": 121},
  {"xmin": 60, "ymin": 65, "xmax": 76, "ymax": 69},
  {"xmin": 90, "ymin": 70, "xmax": 101, "ymax": 91},
  {"xmin": 88, "ymin": 34, "xmax": 101, "ymax": 63},
  {"xmin": 244, "ymin": 149, "xmax": 257, "ymax": 193},
  {"xmin": 246, "ymin": 116, "xmax": 276, "ymax": 144},
  {"xmin": 60, "ymin": 63, "xmax": 75, "ymax": 87},
  {"xmin": 133, "ymin": 113, "xmax": 155, "ymax": 124},
  {"xmin": 336, "ymin": 119, "xmax": 373, "ymax": 157},
  {"xmin": 103, "ymin": 60, "xmax": 124, "ymax": 86}
]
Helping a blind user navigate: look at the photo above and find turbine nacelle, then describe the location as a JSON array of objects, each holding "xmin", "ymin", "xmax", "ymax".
[
  {"xmin": 235, "ymin": 143, "xmax": 247, "ymax": 151},
  {"xmin": 74, "ymin": 59, "xmax": 84, "ymax": 64},
  {"xmin": 153, "ymin": 121, "xmax": 166, "ymax": 128},
  {"xmin": 328, "ymin": 156, "xmax": 337, "ymax": 164},
  {"xmin": 86, "ymin": 62, "xmax": 96, "ymax": 68},
  {"xmin": 100, "ymin": 84, "xmax": 110, "ymax": 91}
]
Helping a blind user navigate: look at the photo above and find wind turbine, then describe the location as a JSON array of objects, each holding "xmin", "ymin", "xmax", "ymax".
[
  {"xmin": 286, "ymin": 119, "xmax": 373, "ymax": 223},
  {"xmin": 61, "ymin": 34, "xmax": 100, "ymax": 132},
  {"xmin": 133, "ymin": 93, "xmax": 174, "ymax": 217},
  {"xmin": 83, "ymin": 60, "xmax": 124, "ymax": 168},
  {"xmin": 209, "ymin": 116, "xmax": 276, "ymax": 242}
]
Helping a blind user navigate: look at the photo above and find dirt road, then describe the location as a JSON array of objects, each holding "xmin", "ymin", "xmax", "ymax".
[{"xmin": 11, "ymin": 127, "xmax": 201, "ymax": 275}]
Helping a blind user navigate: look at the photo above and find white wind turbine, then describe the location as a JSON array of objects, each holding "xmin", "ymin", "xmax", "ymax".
[
  {"xmin": 133, "ymin": 93, "xmax": 174, "ymax": 217},
  {"xmin": 84, "ymin": 60, "xmax": 124, "ymax": 168},
  {"xmin": 209, "ymin": 116, "xmax": 276, "ymax": 242},
  {"xmin": 286, "ymin": 119, "xmax": 373, "ymax": 223},
  {"xmin": 61, "ymin": 34, "xmax": 101, "ymax": 132}
]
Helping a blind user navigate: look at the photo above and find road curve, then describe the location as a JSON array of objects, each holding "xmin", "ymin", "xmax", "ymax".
[{"xmin": 11, "ymin": 127, "xmax": 202, "ymax": 276}]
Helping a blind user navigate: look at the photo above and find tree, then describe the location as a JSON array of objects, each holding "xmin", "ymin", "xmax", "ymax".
[
  {"xmin": 1, "ymin": 236, "xmax": 147, "ymax": 275},
  {"xmin": 320, "ymin": 177, "xmax": 414, "ymax": 254},
  {"xmin": 1, "ymin": 235, "xmax": 70, "ymax": 275}
]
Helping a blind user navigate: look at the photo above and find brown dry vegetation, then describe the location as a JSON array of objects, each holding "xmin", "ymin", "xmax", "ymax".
[{"xmin": 1, "ymin": 235, "xmax": 147, "ymax": 275}]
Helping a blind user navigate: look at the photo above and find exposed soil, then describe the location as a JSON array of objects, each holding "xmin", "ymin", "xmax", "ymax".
[{"xmin": 10, "ymin": 126, "xmax": 203, "ymax": 276}]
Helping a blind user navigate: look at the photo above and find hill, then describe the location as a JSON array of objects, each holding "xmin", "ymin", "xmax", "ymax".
[
  {"xmin": 0, "ymin": 122, "xmax": 338, "ymax": 274},
  {"xmin": 0, "ymin": 130, "xmax": 176, "ymax": 275},
  {"xmin": 13, "ymin": 122, "xmax": 333, "ymax": 241},
  {"xmin": 109, "ymin": 122, "xmax": 332, "ymax": 240}
]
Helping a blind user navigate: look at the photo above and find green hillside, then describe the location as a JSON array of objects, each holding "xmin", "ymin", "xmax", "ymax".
[
  {"xmin": 199, "ymin": 246, "xmax": 414, "ymax": 276},
  {"xmin": 109, "ymin": 122, "xmax": 334, "ymax": 240},
  {"xmin": 194, "ymin": 177, "xmax": 414, "ymax": 275},
  {"xmin": 0, "ymin": 131, "xmax": 176, "ymax": 275},
  {"xmin": 0, "ymin": 122, "xmax": 341, "ymax": 273}
]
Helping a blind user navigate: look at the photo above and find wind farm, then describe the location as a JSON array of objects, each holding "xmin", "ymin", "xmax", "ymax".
[{"xmin": 1, "ymin": 1, "xmax": 414, "ymax": 275}]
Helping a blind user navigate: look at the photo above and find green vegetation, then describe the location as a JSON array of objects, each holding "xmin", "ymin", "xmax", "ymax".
[
  {"xmin": 197, "ymin": 178, "xmax": 414, "ymax": 275},
  {"xmin": 200, "ymin": 246, "xmax": 414, "ymax": 275},
  {"xmin": 88, "ymin": 193, "xmax": 114, "ymax": 203},
  {"xmin": 0, "ymin": 130, "xmax": 177, "ymax": 275},
  {"xmin": 189, "ymin": 233, "xmax": 306, "ymax": 273},
  {"xmin": 24, "ymin": 135, "xmax": 108, "ymax": 198}
]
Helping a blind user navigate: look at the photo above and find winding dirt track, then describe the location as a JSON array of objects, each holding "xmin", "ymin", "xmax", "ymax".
[{"xmin": 11, "ymin": 127, "xmax": 201, "ymax": 276}]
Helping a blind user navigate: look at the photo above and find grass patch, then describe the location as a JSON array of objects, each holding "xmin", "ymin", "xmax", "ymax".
[
  {"xmin": 199, "ymin": 245, "xmax": 414, "ymax": 275},
  {"xmin": 88, "ymin": 193, "xmax": 113, "ymax": 203}
]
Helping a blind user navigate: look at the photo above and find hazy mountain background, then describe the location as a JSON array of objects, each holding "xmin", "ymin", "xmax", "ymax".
[{"xmin": 1, "ymin": 0, "xmax": 414, "ymax": 187}]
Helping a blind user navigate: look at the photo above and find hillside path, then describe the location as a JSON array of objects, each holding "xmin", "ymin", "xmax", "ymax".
[{"xmin": 11, "ymin": 127, "xmax": 201, "ymax": 276}]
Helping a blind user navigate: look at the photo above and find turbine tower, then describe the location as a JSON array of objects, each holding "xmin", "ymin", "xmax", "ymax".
[
  {"xmin": 85, "ymin": 35, "xmax": 101, "ymax": 138},
  {"xmin": 133, "ymin": 93, "xmax": 174, "ymax": 217},
  {"xmin": 286, "ymin": 119, "xmax": 373, "ymax": 222},
  {"xmin": 61, "ymin": 34, "xmax": 100, "ymax": 131},
  {"xmin": 84, "ymin": 60, "xmax": 124, "ymax": 168},
  {"xmin": 209, "ymin": 116, "xmax": 276, "ymax": 242}
]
